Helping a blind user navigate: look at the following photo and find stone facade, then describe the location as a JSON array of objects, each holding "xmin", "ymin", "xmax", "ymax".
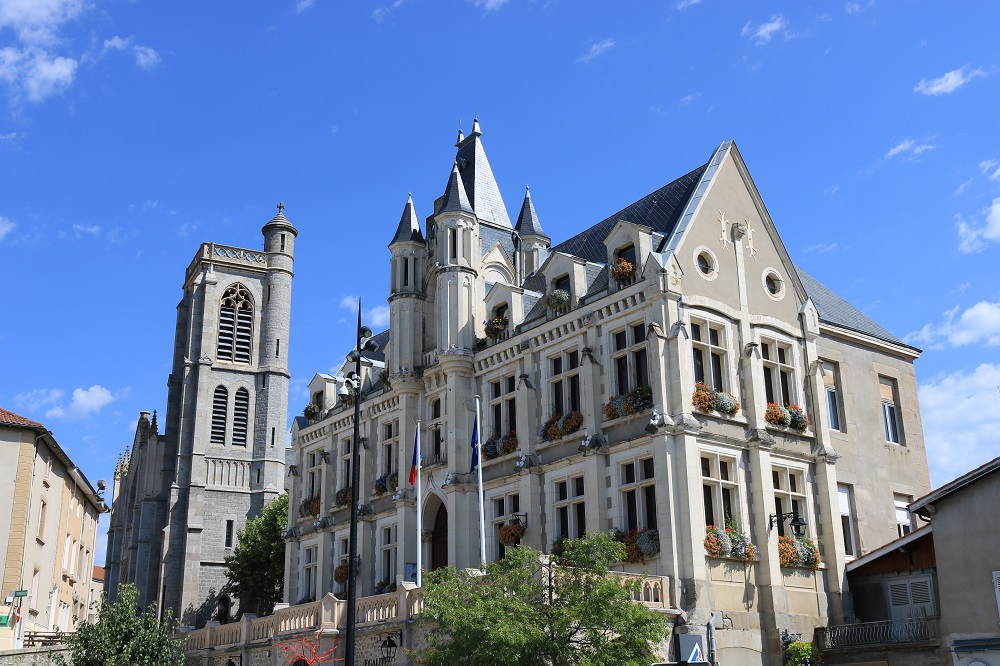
[
  {"xmin": 284, "ymin": 124, "xmax": 932, "ymax": 665},
  {"xmin": 105, "ymin": 207, "xmax": 295, "ymax": 627}
]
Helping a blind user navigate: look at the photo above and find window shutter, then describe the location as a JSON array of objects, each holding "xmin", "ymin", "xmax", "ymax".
[
  {"xmin": 232, "ymin": 388, "xmax": 249, "ymax": 446},
  {"xmin": 211, "ymin": 386, "xmax": 228, "ymax": 444},
  {"xmin": 888, "ymin": 580, "xmax": 911, "ymax": 620}
]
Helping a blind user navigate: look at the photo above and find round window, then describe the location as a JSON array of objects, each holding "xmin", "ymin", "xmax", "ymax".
[
  {"xmin": 697, "ymin": 253, "xmax": 713, "ymax": 275},
  {"xmin": 692, "ymin": 247, "xmax": 718, "ymax": 280},
  {"xmin": 762, "ymin": 269, "xmax": 785, "ymax": 300},
  {"xmin": 765, "ymin": 274, "xmax": 779, "ymax": 294}
]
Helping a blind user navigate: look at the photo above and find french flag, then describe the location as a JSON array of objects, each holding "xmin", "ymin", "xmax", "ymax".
[{"xmin": 409, "ymin": 426, "xmax": 420, "ymax": 486}]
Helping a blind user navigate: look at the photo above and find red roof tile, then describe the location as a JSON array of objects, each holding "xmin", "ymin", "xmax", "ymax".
[
  {"xmin": 0, "ymin": 407, "xmax": 44, "ymax": 429},
  {"xmin": 92, "ymin": 566, "xmax": 105, "ymax": 582}
]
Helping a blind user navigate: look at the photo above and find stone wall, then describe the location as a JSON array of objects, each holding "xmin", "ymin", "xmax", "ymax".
[{"xmin": 0, "ymin": 646, "xmax": 70, "ymax": 665}]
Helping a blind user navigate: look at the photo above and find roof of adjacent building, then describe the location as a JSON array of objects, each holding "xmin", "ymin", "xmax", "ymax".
[
  {"xmin": 910, "ymin": 455, "xmax": 1000, "ymax": 515},
  {"xmin": 0, "ymin": 407, "xmax": 43, "ymax": 428},
  {"xmin": 92, "ymin": 566, "xmax": 105, "ymax": 582},
  {"xmin": 794, "ymin": 265, "xmax": 912, "ymax": 348}
]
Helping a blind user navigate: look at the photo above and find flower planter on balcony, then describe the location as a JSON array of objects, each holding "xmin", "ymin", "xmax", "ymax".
[{"xmin": 604, "ymin": 385, "xmax": 653, "ymax": 421}]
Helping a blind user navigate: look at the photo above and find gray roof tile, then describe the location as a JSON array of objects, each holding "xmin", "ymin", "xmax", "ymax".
[
  {"xmin": 439, "ymin": 163, "xmax": 474, "ymax": 215},
  {"xmin": 480, "ymin": 223, "xmax": 516, "ymax": 260},
  {"xmin": 455, "ymin": 124, "xmax": 512, "ymax": 228},
  {"xmin": 514, "ymin": 187, "xmax": 547, "ymax": 239},
  {"xmin": 389, "ymin": 195, "xmax": 424, "ymax": 245}
]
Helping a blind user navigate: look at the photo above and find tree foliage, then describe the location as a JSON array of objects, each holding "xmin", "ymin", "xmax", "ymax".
[
  {"xmin": 56, "ymin": 583, "xmax": 184, "ymax": 666},
  {"xmin": 224, "ymin": 493, "xmax": 289, "ymax": 616},
  {"xmin": 414, "ymin": 532, "xmax": 668, "ymax": 666}
]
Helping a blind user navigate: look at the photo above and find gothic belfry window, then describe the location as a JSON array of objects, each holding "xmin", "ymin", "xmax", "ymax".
[
  {"xmin": 233, "ymin": 388, "xmax": 249, "ymax": 446},
  {"xmin": 211, "ymin": 386, "xmax": 228, "ymax": 444},
  {"xmin": 217, "ymin": 284, "xmax": 254, "ymax": 363}
]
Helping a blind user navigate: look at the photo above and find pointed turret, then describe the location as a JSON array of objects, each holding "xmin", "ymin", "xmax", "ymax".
[
  {"xmin": 390, "ymin": 195, "xmax": 424, "ymax": 246},
  {"xmin": 439, "ymin": 162, "xmax": 475, "ymax": 215},
  {"xmin": 453, "ymin": 118, "xmax": 512, "ymax": 227},
  {"xmin": 515, "ymin": 186, "xmax": 548, "ymax": 240}
]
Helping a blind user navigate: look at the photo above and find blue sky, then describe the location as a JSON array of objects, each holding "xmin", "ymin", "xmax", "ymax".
[{"xmin": 2, "ymin": 1, "xmax": 998, "ymax": 566}]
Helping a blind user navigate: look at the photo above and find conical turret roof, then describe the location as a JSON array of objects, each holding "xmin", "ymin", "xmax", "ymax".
[
  {"xmin": 439, "ymin": 162, "xmax": 475, "ymax": 215},
  {"xmin": 515, "ymin": 186, "xmax": 548, "ymax": 239},
  {"xmin": 453, "ymin": 119, "xmax": 512, "ymax": 227},
  {"xmin": 390, "ymin": 194, "xmax": 424, "ymax": 245}
]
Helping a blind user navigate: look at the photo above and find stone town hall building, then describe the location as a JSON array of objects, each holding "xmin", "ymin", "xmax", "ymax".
[
  {"xmin": 285, "ymin": 122, "xmax": 932, "ymax": 664},
  {"xmin": 104, "ymin": 208, "xmax": 295, "ymax": 627}
]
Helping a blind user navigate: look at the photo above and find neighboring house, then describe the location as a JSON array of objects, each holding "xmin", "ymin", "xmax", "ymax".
[
  {"xmin": 104, "ymin": 207, "xmax": 295, "ymax": 628},
  {"xmin": 88, "ymin": 566, "xmax": 104, "ymax": 623},
  {"xmin": 820, "ymin": 456, "xmax": 1000, "ymax": 665},
  {"xmin": 0, "ymin": 408, "xmax": 108, "ymax": 649},
  {"xmin": 283, "ymin": 122, "xmax": 933, "ymax": 665}
]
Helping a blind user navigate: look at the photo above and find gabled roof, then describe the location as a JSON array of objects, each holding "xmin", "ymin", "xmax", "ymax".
[
  {"xmin": 910, "ymin": 455, "xmax": 1000, "ymax": 515},
  {"xmin": 454, "ymin": 120, "xmax": 512, "ymax": 227},
  {"xmin": 795, "ymin": 266, "xmax": 912, "ymax": 349},
  {"xmin": 0, "ymin": 407, "xmax": 43, "ymax": 428},
  {"xmin": 550, "ymin": 165, "xmax": 707, "ymax": 262},
  {"xmin": 844, "ymin": 523, "xmax": 933, "ymax": 573},
  {"xmin": 439, "ymin": 163, "xmax": 475, "ymax": 215},
  {"xmin": 390, "ymin": 195, "xmax": 424, "ymax": 245},
  {"xmin": 515, "ymin": 187, "xmax": 547, "ymax": 239}
]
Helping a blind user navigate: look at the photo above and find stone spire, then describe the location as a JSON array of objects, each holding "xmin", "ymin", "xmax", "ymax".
[
  {"xmin": 439, "ymin": 162, "xmax": 475, "ymax": 215},
  {"xmin": 453, "ymin": 118, "xmax": 512, "ymax": 227},
  {"xmin": 515, "ymin": 186, "xmax": 548, "ymax": 240},
  {"xmin": 390, "ymin": 194, "xmax": 424, "ymax": 246}
]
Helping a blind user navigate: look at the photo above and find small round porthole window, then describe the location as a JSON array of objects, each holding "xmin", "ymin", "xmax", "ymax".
[
  {"xmin": 763, "ymin": 268, "xmax": 785, "ymax": 300},
  {"xmin": 693, "ymin": 247, "xmax": 718, "ymax": 281}
]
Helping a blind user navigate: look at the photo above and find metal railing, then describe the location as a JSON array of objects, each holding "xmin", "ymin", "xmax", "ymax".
[{"xmin": 815, "ymin": 616, "xmax": 939, "ymax": 650}]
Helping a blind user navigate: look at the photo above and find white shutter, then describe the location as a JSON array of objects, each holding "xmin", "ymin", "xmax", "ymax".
[
  {"xmin": 888, "ymin": 580, "xmax": 911, "ymax": 620},
  {"xmin": 887, "ymin": 575, "xmax": 936, "ymax": 619}
]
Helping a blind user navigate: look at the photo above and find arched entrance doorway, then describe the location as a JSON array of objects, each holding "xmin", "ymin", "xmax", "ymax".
[{"xmin": 431, "ymin": 504, "xmax": 448, "ymax": 570}]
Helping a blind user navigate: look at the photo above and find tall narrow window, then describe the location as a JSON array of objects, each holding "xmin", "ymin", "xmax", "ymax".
[
  {"xmin": 702, "ymin": 452, "xmax": 739, "ymax": 528},
  {"xmin": 211, "ymin": 386, "xmax": 228, "ymax": 444},
  {"xmin": 428, "ymin": 398, "xmax": 445, "ymax": 465},
  {"xmin": 838, "ymin": 484, "xmax": 857, "ymax": 559},
  {"xmin": 772, "ymin": 466, "xmax": 807, "ymax": 537},
  {"xmin": 611, "ymin": 324, "xmax": 648, "ymax": 397},
  {"xmin": 218, "ymin": 283, "xmax": 254, "ymax": 364},
  {"xmin": 761, "ymin": 337, "xmax": 794, "ymax": 406},
  {"xmin": 402, "ymin": 257, "xmax": 409, "ymax": 287},
  {"xmin": 225, "ymin": 520, "xmax": 234, "ymax": 548},
  {"xmin": 492, "ymin": 494, "xmax": 521, "ymax": 561},
  {"xmin": 894, "ymin": 494, "xmax": 913, "ymax": 537},
  {"xmin": 381, "ymin": 525, "xmax": 397, "ymax": 584},
  {"xmin": 280, "ymin": 233, "xmax": 286, "ymax": 252},
  {"xmin": 692, "ymin": 318, "xmax": 728, "ymax": 392},
  {"xmin": 880, "ymin": 376, "xmax": 903, "ymax": 444},
  {"xmin": 822, "ymin": 361, "xmax": 843, "ymax": 431},
  {"xmin": 232, "ymin": 388, "xmax": 249, "ymax": 446},
  {"xmin": 36, "ymin": 500, "xmax": 47, "ymax": 541},
  {"xmin": 554, "ymin": 476, "xmax": 587, "ymax": 540},
  {"xmin": 620, "ymin": 458, "xmax": 657, "ymax": 532}
]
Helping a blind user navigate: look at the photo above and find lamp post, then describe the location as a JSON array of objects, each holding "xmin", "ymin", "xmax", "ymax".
[{"xmin": 345, "ymin": 301, "xmax": 380, "ymax": 666}]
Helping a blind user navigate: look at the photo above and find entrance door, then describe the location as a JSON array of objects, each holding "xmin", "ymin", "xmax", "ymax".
[{"xmin": 431, "ymin": 504, "xmax": 448, "ymax": 570}]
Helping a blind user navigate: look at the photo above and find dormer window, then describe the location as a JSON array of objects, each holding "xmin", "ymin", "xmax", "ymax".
[
  {"xmin": 312, "ymin": 391, "xmax": 324, "ymax": 410},
  {"xmin": 495, "ymin": 303, "xmax": 508, "ymax": 320},
  {"xmin": 553, "ymin": 274, "xmax": 570, "ymax": 293},
  {"xmin": 616, "ymin": 244, "xmax": 636, "ymax": 265}
]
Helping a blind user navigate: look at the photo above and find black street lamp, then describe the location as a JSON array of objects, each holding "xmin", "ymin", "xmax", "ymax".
[
  {"xmin": 768, "ymin": 512, "xmax": 807, "ymax": 537},
  {"xmin": 345, "ymin": 301, "xmax": 380, "ymax": 666},
  {"xmin": 380, "ymin": 630, "xmax": 403, "ymax": 661}
]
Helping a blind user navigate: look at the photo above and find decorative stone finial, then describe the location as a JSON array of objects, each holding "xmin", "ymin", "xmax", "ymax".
[{"xmin": 277, "ymin": 201, "xmax": 285, "ymax": 215}]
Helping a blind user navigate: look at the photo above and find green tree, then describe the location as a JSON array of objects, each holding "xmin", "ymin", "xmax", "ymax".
[
  {"xmin": 224, "ymin": 493, "xmax": 288, "ymax": 615},
  {"xmin": 414, "ymin": 532, "xmax": 668, "ymax": 666},
  {"xmin": 56, "ymin": 583, "xmax": 184, "ymax": 666}
]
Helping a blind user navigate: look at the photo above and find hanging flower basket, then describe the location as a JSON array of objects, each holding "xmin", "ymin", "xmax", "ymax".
[
  {"xmin": 765, "ymin": 402, "xmax": 792, "ymax": 427},
  {"xmin": 484, "ymin": 316, "xmax": 509, "ymax": 340},
  {"xmin": 787, "ymin": 404, "xmax": 810, "ymax": 432},
  {"xmin": 610, "ymin": 257, "xmax": 635, "ymax": 282},
  {"xmin": 334, "ymin": 487, "xmax": 352, "ymax": 507},
  {"xmin": 303, "ymin": 403, "xmax": 320, "ymax": 419},
  {"xmin": 499, "ymin": 522, "xmax": 526, "ymax": 546},
  {"xmin": 334, "ymin": 564, "xmax": 350, "ymax": 585},
  {"xmin": 546, "ymin": 289, "xmax": 570, "ymax": 309},
  {"xmin": 604, "ymin": 385, "xmax": 654, "ymax": 420}
]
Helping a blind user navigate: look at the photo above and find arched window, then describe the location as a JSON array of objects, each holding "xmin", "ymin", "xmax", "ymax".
[
  {"xmin": 494, "ymin": 303, "xmax": 509, "ymax": 320},
  {"xmin": 217, "ymin": 284, "xmax": 253, "ymax": 364},
  {"xmin": 211, "ymin": 386, "xmax": 228, "ymax": 444},
  {"xmin": 616, "ymin": 243, "xmax": 636, "ymax": 265},
  {"xmin": 233, "ymin": 388, "xmax": 249, "ymax": 446}
]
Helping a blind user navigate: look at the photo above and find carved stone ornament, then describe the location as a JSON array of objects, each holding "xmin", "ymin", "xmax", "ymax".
[{"xmin": 718, "ymin": 211, "xmax": 732, "ymax": 249}]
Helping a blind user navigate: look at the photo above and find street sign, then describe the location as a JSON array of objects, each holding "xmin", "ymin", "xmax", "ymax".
[{"xmin": 12, "ymin": 591, "xmax": 27, "ymax": 598}]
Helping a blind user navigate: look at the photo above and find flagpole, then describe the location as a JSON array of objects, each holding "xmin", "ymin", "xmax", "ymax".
[
  {"xmin": 415, "ymin": 420, "xmax": 423, "ymax": 588},
  {"xmin": 475, "ymin": 394, "xmax": 486, "ymax": 567}
]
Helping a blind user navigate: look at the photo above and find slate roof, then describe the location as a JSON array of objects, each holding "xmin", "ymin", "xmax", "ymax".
[
  {"xmin": 795, "ymin": 266, "xmax": 910, "ymax": 347},
  {"xmin": 455, "ymin": 121, "xmax": 512, "ymax": 228},
  {"xmin": 515, "ymin": 187, "xmax": 547, "ymax": 238},
  {"xmin": 550, "ymin": 165, "xmax": 707, "ymax": 262},
  {"xmin": 361, "ymin": 329, "xmax": 391, "ymax": 364},
  {"xmin": 0, "ymin": 407, "xmax": 43, "ymax": 429},
  {"xmin": 390, "ymin": 195, "xmax": 424, "ymax": 245},
  {"xmin": 439, "ymin": 163, "xmax": 474, "ymax": 215},
  {"xmin": 480, "ymin": 222, "xmax": 517, "ymax": 261}
]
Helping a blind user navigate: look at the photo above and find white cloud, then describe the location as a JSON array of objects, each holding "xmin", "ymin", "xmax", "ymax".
[
  {"xmin": 741, "ymin": 14, "xmax": 787, "ymax": 45},
  {"xmin": 141, "ymin": 199, "xmax": 158, "ymax": 210},
  {"xmin": 676, "ymin": 0, "xmax": 702, "ymax": 9},
  {"xmin": 295, "ymin": 0, "xmax": 316, "ymax": 12},
  {"xmin": 955, "ymin": 197, "xmax": 1000, "ymax": 253},
  {"xmin": 845, "ymin": 1, "xmax": 874, "ymax": 14},
  {"xmin": 45, "ymin": 385, "xmax": 116, "ymax": 419},
  {"xmin": 954, "ymin": 178, "xmax": 973, "ymax": 196},
  {"xmin": 72, "ymin": 223, "xmax": 100, "ymax": 236},
  {"xmin": 803, "ymin": 242, "xmax": 839, "ymax": 253},
  {"xmin": 472, "ymin": 0, "xmax": 510, "ymax": 11},
  {"xmin": 14, "ymin": 388, "xmax": 65, "ymax": 412},
  {"xmin": 103, "ymin": 35, "xmax": 130, "ymax": 50},
  {"xmin": 0, "ymin": 0, "xmax": 83, "ymax": 103},
  {"xmin": 679, "ymin": 93, "xmax": 700, "ymax": 105},
  {"xmin": 577, "ymin": 38, "xmax": 615, "ymax": 64},
  {"xmin": 884, "ymin": 138, "xmax": 936, "ymax": 160},
  {"xmin": 919, "ymin": 363, "xmax": 1000, "ymax": 486},
  {"xmin": 133, "ymin": 46, "xmax": 160, "ymax": 70},
  {"xmin": 0, "ymin": 216, "xmax": 15, "ymax": 241},
  {"xmin": 914, "ymin": 65, "xmax": 988, "ymax": 96},
  {"xmin": 906, "ymin": 300, "xmax": 1000, "ymax": 348},
  {"xmin": 979, "ymin": 159, "xmax": 1000, "ymax": 182},
  {"xmin": 372, "ymin": 0, "xmax": 405, "ymax": 21}
]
